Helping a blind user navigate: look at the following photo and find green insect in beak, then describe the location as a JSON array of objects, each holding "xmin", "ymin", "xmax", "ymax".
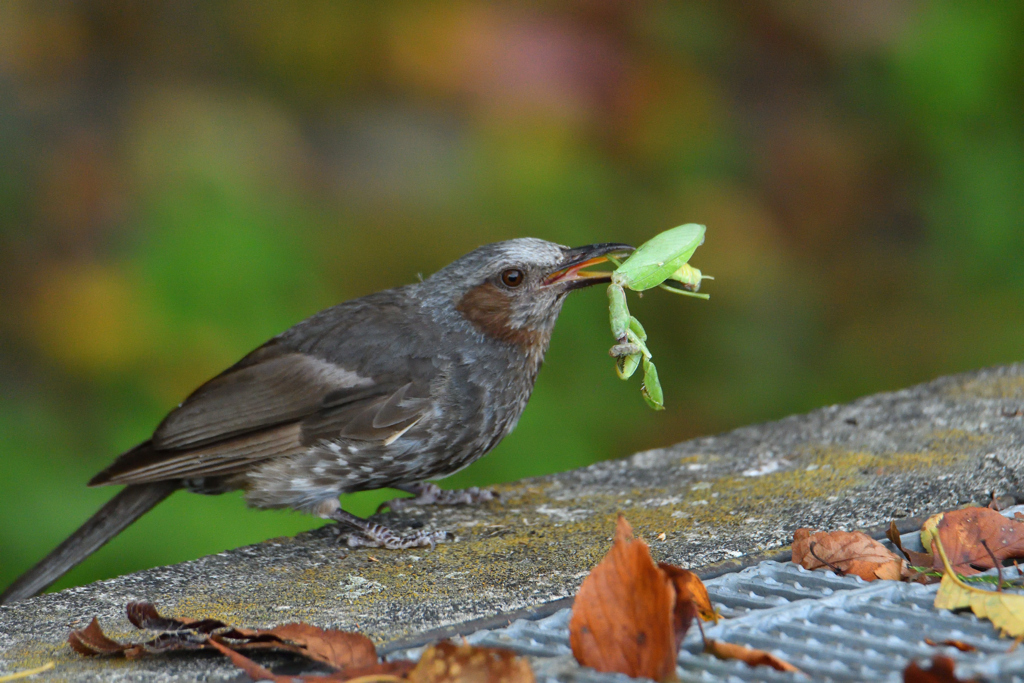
[{"xmin": 606, "ymin": 224, "xmax": 711, "ymax": 410}]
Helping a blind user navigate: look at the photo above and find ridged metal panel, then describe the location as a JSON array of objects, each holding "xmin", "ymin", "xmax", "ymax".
[{"xmin": 388, "ymin": 507, "xmax": 1024, "ymax": 682}]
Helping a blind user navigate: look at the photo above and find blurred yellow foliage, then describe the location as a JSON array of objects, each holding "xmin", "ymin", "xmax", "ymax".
[{"xmin": 28, "ymin": 261, "xmax": 155, "ymax": 376}]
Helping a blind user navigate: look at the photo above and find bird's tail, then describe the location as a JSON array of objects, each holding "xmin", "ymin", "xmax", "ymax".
[{"xmin": 0, "ymin": 481, "xmax": 179, "ymax": 604}]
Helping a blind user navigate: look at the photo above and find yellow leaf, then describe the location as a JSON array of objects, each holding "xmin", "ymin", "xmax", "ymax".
[
  {"xmin": 933, "ymin": 535, "xmax": 1024, "ymax": 637},
  {"xmin": 920, "ymin": 512, "xmax": 944, "ymax": 556},
  {"xmin": 0, "ymin": 662, "xmax": 55, "ymax": 682}
]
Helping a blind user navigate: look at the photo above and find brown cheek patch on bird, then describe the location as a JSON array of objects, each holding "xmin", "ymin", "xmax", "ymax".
[{"xmin": 456, "ymin": 282, "xmax": 546, "ymax": 349}]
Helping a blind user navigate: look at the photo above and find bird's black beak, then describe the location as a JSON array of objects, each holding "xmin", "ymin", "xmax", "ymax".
[{"xmin": 543, "ymin": 243, "xmax": 634, "ymax": 291}]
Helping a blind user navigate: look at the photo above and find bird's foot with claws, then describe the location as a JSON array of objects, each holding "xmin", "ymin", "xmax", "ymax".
[
  {"xmin": 376, "ymin": 482, "xmax": 498, "ymax": 514},
  {"xmin": 327, "ymin": 508, "xmax": 449, "ymax": 549}
]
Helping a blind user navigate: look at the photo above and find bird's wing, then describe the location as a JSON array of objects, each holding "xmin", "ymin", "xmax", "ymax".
[
  {"xmin": 151, "ymin": 344, "xmax": 377, "ymax": 450},
  {"xmin": 90, "ymin": 340, "xmax": 437, "ymax": 485},
  {"xmin": 300, "ymin": 378, "xmax": 436, "ymax": 446},
  {"xmin": 90, "ymin": 424, "xmax": 311, "ymax": 485}
]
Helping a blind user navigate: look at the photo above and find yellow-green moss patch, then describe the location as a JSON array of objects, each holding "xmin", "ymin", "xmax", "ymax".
[{"xmin": 948, "ymin": 375, "xmax": 1024, "ymax": 400}]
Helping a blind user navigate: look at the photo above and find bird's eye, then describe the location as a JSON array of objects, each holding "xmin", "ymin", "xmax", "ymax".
[{"xmin": 500, "ymin": 268, "xmax": 525, "ymax": 288}]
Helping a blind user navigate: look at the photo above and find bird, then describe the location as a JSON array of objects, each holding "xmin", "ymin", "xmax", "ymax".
[{"xmin": 1, "ymin": 238, "xmax": 632, "ymax": 604}]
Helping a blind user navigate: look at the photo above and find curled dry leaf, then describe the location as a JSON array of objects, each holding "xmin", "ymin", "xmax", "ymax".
[
  {"xmin": 792, "ymin": 528, "xmax": 905, "ymax": 581},
  {"xmin": 903, "ymin": 656, "xmax": 980, "ymax": 682},
  {"xmin": 888, "ymin": 521, "xmax": 937, "ymax": 572},
  {"xmin": 68, "ymin": 617, "xmax": 136, "ymax": 657},
  {"xmin": 703, "ymin": 640, "xmax": 801, "ymax": 674},
  {"xmin": 924, "ymin": 638, "xmax": 977, "ymax": 653},
  {"xmin": 207, "ymin": 637, "xmax": 304, "ymax": 683},
  {"xmin": 126, "ymin": 601, "xmax": 187, "ymax": 630},
  {"xmin": 408, "ymin": 641, "xmax": 534, "ymax": 683},
  {"xmin": 658, "ymin": 563, "xmax": 718, "ymax": 624},
  {"xmin": 264, "ymin": 623, "xmax": 377, "ymax": 671},
  {"xmin": 569, "ymin": 515, "xmax": 678, "ymax": 682},
  {"xmin": 207, "ymin": 638, "xmax": 412, "ymax": 683},
  {"xmin": 69, "ymin": 601, "xmax": 383, "ymax": 675},
  {"xmin": 932, "ymin": 536, "xmax": 1024, "ymax": 638},
  {"xmin": 932, "ymin": 507, "xmax": 1024, "ymax": 575}
]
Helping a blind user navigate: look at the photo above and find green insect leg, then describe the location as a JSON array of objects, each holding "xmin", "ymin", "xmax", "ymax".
[
  {"xmin": 640, "ymin": 357, "xmax": 665, "ymax": 410},
  {"xmin": 607, "ymin": 284, "xmax": 630, "ymax": 341},
  {"xmin": 628, "ymin": 316, "xmax": 647, "ymax": 342},
  {"xmin": 615, "ymin": 352, "xmax": 641, "ymax": 380}
]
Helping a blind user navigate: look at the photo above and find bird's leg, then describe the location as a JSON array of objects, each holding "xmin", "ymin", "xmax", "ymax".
[
  {"xmin": 376, "ymin": 482, "xmax": 498, "ymax": 514},
  {"xmin": 318, "ymin": 499, "xmax": 448, "ymax": 550}
]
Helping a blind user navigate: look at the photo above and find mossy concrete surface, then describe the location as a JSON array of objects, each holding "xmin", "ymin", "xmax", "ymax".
[{"xmin": 2, "ymin": 364, "xmax": 1024, "ymax": 680}]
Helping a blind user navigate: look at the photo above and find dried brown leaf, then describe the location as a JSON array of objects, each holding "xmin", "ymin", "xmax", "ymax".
[
  {"xmin": 68, "ymin": 617, "xmax": 131, "ymax": 656},
  {"xmin": 924, "ymin": 638, "xmax": 977, "ymax": 652},
  {"xmin": 69, "ymin": 601, "xmax": 390, "ymax": 679},
  {"xmin": 903, "ymin": 656, "xmax": 980, "ymax": 682},
  {"xmin": 70, "ymin": 607, "xmax": 287, "ymax": 659},
  {"xmin": 933, "ymin": 535, "xmax": 1024, "ymax": 638},
  {"xmin": 658, "ymin": 563, "xmax": 717, "ymax": 624},
  {"xmin": 657, "ymin": 563, "xmax": 701, "ymax": 652},
  {"xmin": 888, "ymin": 521, "xmax": 938, "ymax": 571},
  {"xmin": 408, "ymin": 641, "xmax": 534, "ymax": 683},
  {"xmin": 125, "ymin": 600, "xmax": 242, "ymax": 636},
  {"xmin": 703, "ymin": 640, "xmax": 801, "ymax": 673},
  {"xmin": 126, "ymin": 601, "xmax": 184, "ymax": 630},
  {"xmin": 208, "ymin": 638, "xmax": 290, "ymax": 682},
  {"xmin": 935, "ymin": 507, "xmax": 1024, "ymax": 575},
  {"xmin": 207, "ymin": 636, "xmax": 411, "ymax": 682},
  {"xmin": 792, "ymin": 528, "xmax": 905, "ymax": 581},
  {"xmin": 264, "ymin": 623, "xmax": 377, "ymax": 670},
  {"xmin": 207, "ymin": 638, "xmax": 373, "ymax": 682},
  {"xmin": 569, "ymin": 515, "xmax": 678, "ymax": 682},
  {"xmin": 336, "ymin": 661, "xmax": 416, "ymax": 681}
]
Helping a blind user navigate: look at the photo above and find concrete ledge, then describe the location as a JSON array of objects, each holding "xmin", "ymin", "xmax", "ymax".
[{"xmin": 2, "ymin": 364, "xmax": 1023, "ymax": 680}]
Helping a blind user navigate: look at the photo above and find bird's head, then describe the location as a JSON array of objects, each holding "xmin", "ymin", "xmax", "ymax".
[{"xmin": 425, "ymin": 238, "xmax": 632, "ymax": 350}]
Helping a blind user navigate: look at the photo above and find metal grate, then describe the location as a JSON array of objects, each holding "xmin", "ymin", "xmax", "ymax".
[{"xmin": 388, "ymin": 507, "xmax": 1024, "ymax": 682}]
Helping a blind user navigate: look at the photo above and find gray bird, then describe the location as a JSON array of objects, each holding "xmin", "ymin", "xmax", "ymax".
[{"xmin": 2, "ymin": 238, "xmax": 631, "ymax": 604}]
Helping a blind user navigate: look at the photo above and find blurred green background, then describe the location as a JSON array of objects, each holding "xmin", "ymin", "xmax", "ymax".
[{"xmin": 1, "ymin": 2, "xmax": 1022, "ymax": 594}]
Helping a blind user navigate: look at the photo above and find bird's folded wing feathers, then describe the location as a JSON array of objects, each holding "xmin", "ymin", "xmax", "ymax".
[
  {"xmin": 95, "ymin": 424, "xmax": 308, "ymax": 484},
  {"xmin": 92, "ymin": 345, "xmax": 437, "ymax": 486},
  {"xmin": 301, "ymin": 380, "xmax": 434, "ymax": 445},
  {"xmin": 152, "ymin": 349, "xmax": 376, "ymax": 449}
]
